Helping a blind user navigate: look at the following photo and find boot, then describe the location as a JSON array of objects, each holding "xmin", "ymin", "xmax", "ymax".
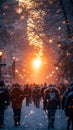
[
  {"xmin": 67, "ymin": 118, "xmax": 70, "ymax": 130},
  {"xmin": 48, "ymin": 123, "xmax": 51, "ymax": 129},
  {"xmin": 51, "ymin": 117, "xmax": 55, "ymax": 128}
]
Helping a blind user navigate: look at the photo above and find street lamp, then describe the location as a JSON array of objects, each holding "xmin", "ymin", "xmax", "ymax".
[
  {"xmin": 12, "ymin": 56, "xmax": 16, "ymax": 78},
  {"xmin": 0, "ymin": 51, "xmax": 2, "ymax": 56},
  {"xmin": 0, "ymin": 51, "xmax": 3, "ymax": 62},
  {"xmin": 0, "ymin": 51, "xmax": 3, "ymax": 78}
]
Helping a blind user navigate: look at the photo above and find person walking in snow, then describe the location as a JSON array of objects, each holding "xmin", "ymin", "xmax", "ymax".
[
  {"xmin": 62, "ymin": 82, "xmax": 73, "ymax": 130},
  {"xmin": 41, "ymin": 82, "xmax": 47, "ymax": 99},
  {"xmin": 32, "ymin": 84, "xmax": 41, "ymax": 108},
  {"xmin": 0, "ymin": 80, "xmax": 9, "ymax": 128},
  {"xmin": 9, "ymin": 83, "xmax": 24, "ymax": 126},
  {"xmin": 43, "ymin": 84, "xmax": 61, "ymax": 129},
  {"xmin": 24, "ymin": 84, "xmax": 32, "ymax": 106}
]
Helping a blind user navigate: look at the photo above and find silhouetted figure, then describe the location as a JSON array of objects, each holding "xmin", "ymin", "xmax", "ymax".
[
  {"xmin": 0, "ymin": 0, "xmax": 6, "ymax": 14},
  {"xmin": 43, "ymin": 84, "xmax": 61, "ymax": 129},
  {"xmin": 24, "ymin": 84, "xmax": 32, "ymax": 106},
  {"xmin": 9, "ymin": 83, "xmax": 24, "ymax": 127},
  {"xmin": 62, "ymin": 82, "xmax": 73, "ymax": 130},
  {"xmin": 0, "ymin": 80, "xmax": 9, "ymax": 128},
  {"xmin": 41, "ymin": 82, "xmax": 47, "ymax": 99},
  {"xmin": 32, "ymin": 85, "xmax": 41, "ymax": 108},
  {"xmin": 62, "ymin": 82, "xmax": 73, "ymax": 108}
]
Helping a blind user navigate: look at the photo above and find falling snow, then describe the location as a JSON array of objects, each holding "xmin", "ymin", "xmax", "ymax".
[
  {"xmin": 0, "ymin": 0, "xmax": 73, "ymax": 84},
  {"xmin": 4, "ymin": 99, "xmax": 67, "ymax": 130}
]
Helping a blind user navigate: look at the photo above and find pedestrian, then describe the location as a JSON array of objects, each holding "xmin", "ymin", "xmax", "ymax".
[
  {"xmin": 62, "ymin": 82, "xmax": 73, "ymax": 130},
  {"xmin": 9, "ymin": 83, "xmax": 24, "ymax": 127},
  {"xmin": 0, "ymin": 80, "xmax": 9, "ymax": 128},
  {"xmin": 41, "ymin": 82, "xmax": 47, "ymax": 99},
  {"xmin": 43, "ymin": 84, "xmax": 61, "ymax": 129},
  {"xmin": 24, "ymin": 84, "xmax": 32, "ymax": 106},
  {"xmin": 62, "ymin": 82, "xmax": 73, "ymax": 109},
  {"xmin": 32, "ymin": 84, "xmax": 41, "ymax": 108}
]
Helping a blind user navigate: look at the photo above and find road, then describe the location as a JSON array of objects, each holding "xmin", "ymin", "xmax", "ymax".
[{"xmin": 4, "ymin": 99, "xmax": 67, "ymax": 130}]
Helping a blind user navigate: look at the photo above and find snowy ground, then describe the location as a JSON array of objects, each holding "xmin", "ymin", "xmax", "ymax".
[{"xmin": 4, "ymin": 99, "xmax": 67, "ymax": 130}]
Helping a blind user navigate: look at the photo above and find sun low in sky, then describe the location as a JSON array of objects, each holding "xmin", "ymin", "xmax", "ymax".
[{"xmin": 32, "ymin": 58, "xmax": 42, "ymax": 69}]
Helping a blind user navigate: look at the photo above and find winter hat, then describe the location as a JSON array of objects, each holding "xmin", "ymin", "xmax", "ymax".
[{"xmin": 49, "ymin": 84, "xmax": 54, "ymax": 88}]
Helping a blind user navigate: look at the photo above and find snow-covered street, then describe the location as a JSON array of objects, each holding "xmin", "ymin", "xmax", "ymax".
[
  {"xmin": 0, "ymin": 0, "xmax": 73, "ymax": 129},
  {"xmin": 4, "ymin": 99, "xmax": 67, "ymax": 130}
]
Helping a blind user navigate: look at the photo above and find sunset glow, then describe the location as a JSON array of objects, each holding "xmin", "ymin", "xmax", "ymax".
[
  {"xmin": 32, "ymin": 58, "xmax": 42, "ymax": 69},
  {"xmin": 13, "ymin": 0, "xmax": 59, "ymax": 84}
]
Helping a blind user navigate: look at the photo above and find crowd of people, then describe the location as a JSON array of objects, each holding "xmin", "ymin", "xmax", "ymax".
[{"xmin": 0, "ymin": 80, "xmax": 73, "ymax": 130}]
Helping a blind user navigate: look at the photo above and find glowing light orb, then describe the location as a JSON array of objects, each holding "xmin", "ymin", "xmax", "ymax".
[
  {"xmin": 32, "ymin": 58, "xmax": 42, "ymax": 69},
  {"xmin": 0, "ymin": 51, "xmax": 3, "ymax": 56}
]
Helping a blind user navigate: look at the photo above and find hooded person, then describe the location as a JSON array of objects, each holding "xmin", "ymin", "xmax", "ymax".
[
  {"xmin": 0, "ymin": 80, "xmax": 9, "ymax": 128},
  {"xmin": 43, "ymin": 84, "xmax": 61, "ymax": 129}
]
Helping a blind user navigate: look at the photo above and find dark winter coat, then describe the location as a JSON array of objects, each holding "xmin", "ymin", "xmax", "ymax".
[
  {"xmin": 62, "ymin": 84, "xmax": 73, "ymax": 109},
  {"xmin": 41, "ymin": 85, "xmax": 47, "ymax": 99},
  {"xmin": 64, "ymin": 91, "xmax": 73, "ymax": 119},
  {"xmin": 9, "ymin": 85, "xmax": 24, "ymax": 109},
  {"xmin": 24, "ymin": 85, "xmax": 32, "ymax": 98},
  {"xmin": 32, "ymin": 86, "xmax": 41, "ymax": 100},
  {"xmin": 43, "ymin": 86, "xmax": 61, "ymax": 110},
  {"xmin": 0, "ymin": 86, "xmax": 9, "ymax": 109}
]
